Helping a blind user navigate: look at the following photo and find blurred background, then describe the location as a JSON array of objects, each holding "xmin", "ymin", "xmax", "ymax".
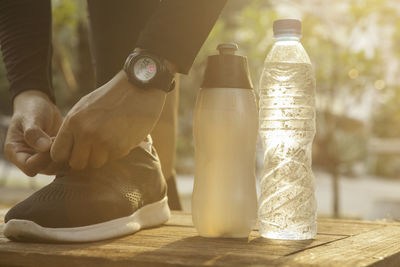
[{"xmin": 1, "ymin": 0, "xmax": 400, "ymax": 220}]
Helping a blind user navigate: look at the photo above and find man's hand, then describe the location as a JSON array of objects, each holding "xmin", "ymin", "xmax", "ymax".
[
  {"xmin": 50, "ymin": 70, "xmax": 166, "ymax": 170},
  {"xmin": 5, "ymin": 90, "xmax": 63, "ymax": 176}
]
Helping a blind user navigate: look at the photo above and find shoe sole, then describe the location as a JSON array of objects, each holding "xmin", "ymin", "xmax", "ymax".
[{"xmin": 3, "ymin": 196, "xmax": 170, "ymax": 243}]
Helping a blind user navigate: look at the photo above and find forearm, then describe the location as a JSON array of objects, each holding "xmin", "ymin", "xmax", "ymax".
[
  {"xmin": 0, "ymin": 0, "xmax": 55, "ymax": 103},
  {"xmin": 136, "ymin": 0, "xmax": 227, "ymax": 74}
]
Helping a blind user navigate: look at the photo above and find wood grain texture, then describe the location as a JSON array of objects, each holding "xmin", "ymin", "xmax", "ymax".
[
  {"xmin": 1, "ymin": 209, "xmax": 399, "ymax": 267},
  {"xmin": 281, "ymin": 224, "xmax": 400, "ymax": 267}
]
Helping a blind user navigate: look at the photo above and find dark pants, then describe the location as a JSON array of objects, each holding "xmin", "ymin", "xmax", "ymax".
[{"xmin": 87, "ymin": 0, "xmax": 182, "ymax": 210}]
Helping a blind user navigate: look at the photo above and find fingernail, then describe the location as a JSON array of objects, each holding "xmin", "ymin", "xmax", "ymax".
[{"xmin": 36, "ymin": 137, "xmax": 51, "ymax": 149}]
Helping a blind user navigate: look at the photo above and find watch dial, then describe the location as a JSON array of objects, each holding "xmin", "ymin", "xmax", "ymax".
[{"xmin": 133, "ymin": 57, "xmax": 157, "ymax": 82}]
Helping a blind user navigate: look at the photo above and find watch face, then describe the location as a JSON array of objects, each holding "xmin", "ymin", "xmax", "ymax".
[{"xmin": 133, "ymin": 57, "xmax": 157, "ymax": 82}]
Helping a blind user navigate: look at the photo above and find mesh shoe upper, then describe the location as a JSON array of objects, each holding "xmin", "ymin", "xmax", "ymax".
[{"xmin": 5, "ymin": 144, "xmax": 167, "ymax": 228}]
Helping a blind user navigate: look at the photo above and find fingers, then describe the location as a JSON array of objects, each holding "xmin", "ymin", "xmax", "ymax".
[
  {"xmin": 40, "ymin": 161, "xmax": 67, "ymax": 175},
  {"xmin": 50, "ymin": 122, "xmax": 73, "ymax": 163},
  {"xmin": 6, "ymin": 142, "xmax": 64, "ymax": 177},
  {"xmin": 5, "ymin": 144, "xmax": 37, "ymax": 177},
  {"xmin": 4, "ymin": 119, "xmax": 37, "ymax": 176},
  {"xmin": 25, "ymin": 152, "xmax": 53, "ymax": 175},
  {"xmin": 89, "ymin": 145, "xmax": 109, "ymax": 169},
  {"xmin": 24, "ymin": 126, "xmax": 52, "ymax": 152},
  {"xmin": 4, "ymin": 94, "xmax": 63, "ymax": 175},
  {"xmin": 68, "ymin": 140, "xmax": 91, "ymax": 170},
  {"xmin": 50, "ymin": 119, "xmax": 110, "ymax": 169},
  {"xmin": 14, "ymin": 152, "xmax": 37, "ymax": 177}
]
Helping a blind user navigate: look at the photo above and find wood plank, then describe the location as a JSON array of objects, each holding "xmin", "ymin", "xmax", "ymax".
[
  {"xmin": 281, "ymin": 224, "xmax": 400, "ymax": 267},
  {"xmin": 0, "ymin": 224, "xmax": 344, "ymax": 262},
  {"xmin": 1, "ymin": 210, "xmax": 400, "ymax": 266},
  {"xmin": 165, "ymin": 211, "xmax": 193, "ymax": 227},
  {"xmin": 317, "ymin": 218, "xmax": 387, "ymax": 236},
  {"xmin": 0, "ymin": 216, "xmax": 345, "ymax": 266},
  {"xmin": 0, "ymin": 233, "xmax": 345, "ymax": 267},
  {"xmin": 166, "ymin": 212, "xmax": 387, "ymax": 236}
]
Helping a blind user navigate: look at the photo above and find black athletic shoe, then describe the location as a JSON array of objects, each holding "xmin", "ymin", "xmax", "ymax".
[{"xmin": 3, "ymin": 138, "xmax": 170, "ymax": 243}]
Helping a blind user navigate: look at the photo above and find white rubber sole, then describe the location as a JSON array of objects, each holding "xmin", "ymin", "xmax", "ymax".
[{"xmin": 3, "ymin": 196, "xmax": 170, "ymax": 243}]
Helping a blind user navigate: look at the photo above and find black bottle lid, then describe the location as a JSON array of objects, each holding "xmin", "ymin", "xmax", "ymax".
[
  {"xmin": 201, "ymin": 43, "xmax": 253, "ymax": 89},
  {"xmin": 273, "ymin": 19, "xmax": 302, "ymax": 37}
]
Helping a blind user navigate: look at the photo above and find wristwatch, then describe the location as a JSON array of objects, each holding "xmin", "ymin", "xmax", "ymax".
[{"xmin": 123, "ymin": 50, "xmax": 175, "ymax": 92}]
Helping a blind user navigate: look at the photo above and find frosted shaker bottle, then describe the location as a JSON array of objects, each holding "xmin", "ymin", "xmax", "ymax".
[{"xmin": 192, "ymin": 43, "xmax": 258, "ymax": 238}]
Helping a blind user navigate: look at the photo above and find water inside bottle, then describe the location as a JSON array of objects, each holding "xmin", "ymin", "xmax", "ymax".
[{"xmin": 258, "ymin": 62, "xmax": 317, "ymax": 240}]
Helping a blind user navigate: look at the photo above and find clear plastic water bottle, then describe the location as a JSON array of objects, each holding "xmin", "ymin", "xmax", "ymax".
[
  {"xmin": 192, "ymin": 43, "xmax": 258, "ymax": 238},
  {"xmin": 258, "ymin": 19, "xmax": 317, "ymax": 240}
]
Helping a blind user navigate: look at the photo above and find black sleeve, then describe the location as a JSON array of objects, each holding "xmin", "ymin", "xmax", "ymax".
[
  {"xmin": 0, "ymin": 0, "xmax": 54, "ymax": 103},
  {"xmin": 136, "ymin": 0, "xmax": 226, "ymax": 74}
]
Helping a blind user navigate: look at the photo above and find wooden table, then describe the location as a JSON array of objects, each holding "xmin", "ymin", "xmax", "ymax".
[{"xmin": 1, "ymin": 209, "xmax": 400, "ymax": 266}]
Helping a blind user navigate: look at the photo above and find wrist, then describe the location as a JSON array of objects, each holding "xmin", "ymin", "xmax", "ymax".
[{"xmin": 13, "ymin": 90, "xmax": 53, "ymax": 112}]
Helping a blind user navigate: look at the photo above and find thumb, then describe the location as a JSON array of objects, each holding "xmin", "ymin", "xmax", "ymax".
[{"xmin": 24, "ymin": 126, "xmax": 52, "ymax": 152}]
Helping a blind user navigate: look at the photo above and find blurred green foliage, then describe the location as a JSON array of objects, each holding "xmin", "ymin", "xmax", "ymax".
[{"xmin": 1, "ymin": 0, "xmax": 400, "ymax": 178}]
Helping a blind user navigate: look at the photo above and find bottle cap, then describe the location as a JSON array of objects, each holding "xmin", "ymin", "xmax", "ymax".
[
  {"xmin": 201, "ymin": 43, "xmax": 253, "ymax": 89},
  {"xmin": 217, "ymin": 43, "xmax": 238, "ymax": 55},
  {"xmin": 273, "ymin": 19, "xmax": 302, "ymax": 37}
]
